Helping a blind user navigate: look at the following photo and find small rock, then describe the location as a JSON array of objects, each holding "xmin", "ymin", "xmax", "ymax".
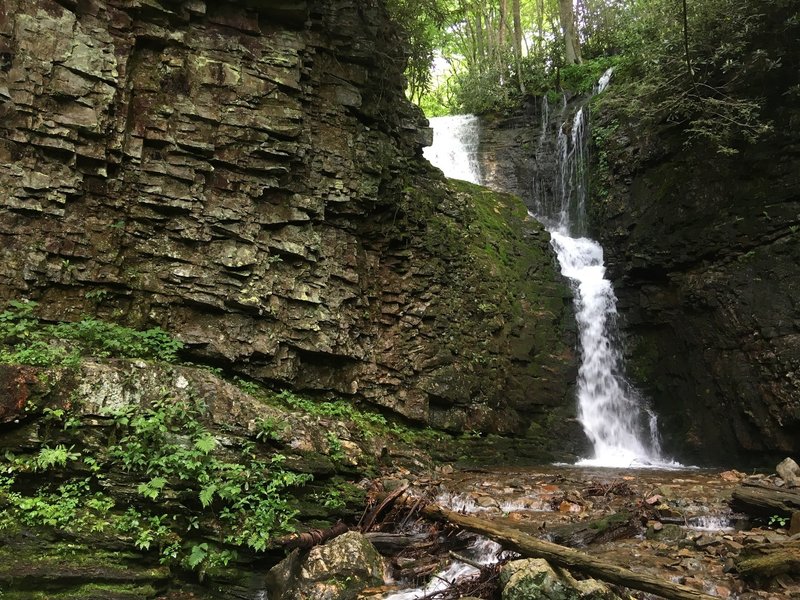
[
  {"xmin": 646, "ymin": 523, "xmax": 685, "ymax": 542},
  {"xmin": 267, "ymin": 532, "xmax": 384, "ymax": 600},
  {"xmin": 719, "ymin": 470, "xmax": 745, "ymax": 482},
  {"xmin": 500, "ymin": 559, "xmax": 620, "ymax": 600},
  {"xmin": 722, "ymin": 558, "xmax": 737, "ymax": 573},
  {"xmin": 382, "ymin": 478, "xmax": 408, "ymax": 492},
  {"xmin": 558, "ymin": 500, "xmax": 581, "ymax": 513},
  {"xmin": 476, "ymin": 495, "xmax": 498, "ymax": 508},
  {"xmin": 439, "ymin": 464, "xmax": 454, "ymax": 475},
  {"xmin": 715, "ymin": 585, "xmax": 732, "ymax": 599},
  {"xmin": 723, "ymin": 539, "xmax": 744, "ymax": 552},
  {"xmin": 790, "ymin": 512, "xmax": 800, "ymax": 536}
]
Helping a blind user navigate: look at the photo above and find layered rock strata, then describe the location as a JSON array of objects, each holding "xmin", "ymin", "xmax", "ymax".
[{"xmin": 0, "ymin": 0, "xmax": 577, "ymax": 444}]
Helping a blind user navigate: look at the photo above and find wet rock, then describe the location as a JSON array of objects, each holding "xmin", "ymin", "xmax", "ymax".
[
  {"xmin": 720, "ymin": 470, "xmax": 746, "ymax": 483},
  {"xmin": 0, "ymin": 364, "xmax": 43, "ymax": 423},
  {"xmin": 790, "ymin": 512, "xmax": 800, "ymax": 536},
  {"xmin": 500, "ymin": 558, "xmax": 620, "ymax": 600},
  {"xmin": 267, "ymin": 531, "xmax": 384, "ymax": 600},
  {"xmin": 776, "ymin": 458, "xmax": 800, "ymax": 487},
  {"xmin": 477, "ymin": 495, "xmax": 499, "ymax": 509},
  {"xmin": 695, "ymin": 535, "xmax": 720, "ymax": 549},
  {"xmin": 645, "ymin": 523, "xmax": 685, "ymax": 543}
]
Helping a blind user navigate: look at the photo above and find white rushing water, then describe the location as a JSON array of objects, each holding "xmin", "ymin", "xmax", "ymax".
[
  {"xmin": 425, "ymin": 68, "xmax": 676, "ymax": 468},
  {"xmin": 423, "ymin": 115, "xmax": 482, "ymax": 184},
  {"xmin": 549, "ymin": 231, "xmax": 660, "ymax": 467},
  {"xmin": 384, "ymin": 536, "xmax": 503, "ymax": 600}
]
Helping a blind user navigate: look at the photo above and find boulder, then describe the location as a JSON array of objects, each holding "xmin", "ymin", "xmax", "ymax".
[
  {"xmin": 500, "ymin": 559, "xmax": 619, "ymax": 600},
  {"xmin": 267, "ymin": 531, "xmax": 384, "ymax": 600},
  {"xmin": 776, "ymin": 457, "xmax": 800, "ymax": 487}
]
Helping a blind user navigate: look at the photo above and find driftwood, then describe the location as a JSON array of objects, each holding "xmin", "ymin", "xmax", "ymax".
[
  {"xmin": 276, "ymin": 521, "xmax": 349, "ymax": 549},
  {"xmin": 364, "ymin": 531, "xmax": 430, "ymax": 553},
  {"xmin": 730, "ymin": 481, "xmax": 800, "ymax": 518},
  {"xmin": 546, "ymin": 510, "xmax": 638, "ymax": 547},
  {"xmin": 734, "ymin": 539, "xmax": 800, "ymax": 579},
  {"xmin": 419, "ymin": 502, "xmax": 716, "ymax": 600},
  {"xmin": 359, "ymin": 484, "xmax": 409, "ymax": 532}
]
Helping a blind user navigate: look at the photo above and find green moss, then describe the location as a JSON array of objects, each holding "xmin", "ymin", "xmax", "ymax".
[{"xmin": 589, "ymin": 510, "xmax": 632, "ymax": 532}]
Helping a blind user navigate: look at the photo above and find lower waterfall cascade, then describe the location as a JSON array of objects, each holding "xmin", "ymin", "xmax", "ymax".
[{"xmin": 426, "ymin": 74, "xmax": 676, "ymax": 468}]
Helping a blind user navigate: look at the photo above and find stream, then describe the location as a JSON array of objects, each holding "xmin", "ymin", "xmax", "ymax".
[
  {"xmin": 425, "ymin": 70, "xmax": 670, "ymax": 468},
  {"xmin": 376, "ymin": 465, "xmax": 796, "ymax": 599}
]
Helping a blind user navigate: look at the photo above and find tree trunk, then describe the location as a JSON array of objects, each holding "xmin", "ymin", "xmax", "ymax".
[
  {"xmin": 537, "ymin": 0, "xmax": 545, "ymax": 57},
  {"xmin": 499, "ymin": 0, "xmax": 509, "ymax": 50},
  {"xmin": 559, "ymin": 0, "xmax": 581, "ymax": 64},
  {"xmin": 420, "ymin": 502, "xmax": 716, "ymax": 600},
  {"xmin": 512, "ymin": 0, "xmax": 525, "ymax": 93}
]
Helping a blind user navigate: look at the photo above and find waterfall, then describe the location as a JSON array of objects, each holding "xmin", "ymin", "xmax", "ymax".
[
  {"xmin": 425, "ymin": 70, "xmax": 675, "ymax": 468},
  {"xmin": 536, "ymin": 68, "xmax": 669, "ymax": 467},
  {"xmin": 423, "ymin": 115, "xmax": 482, "ymax": 184}
]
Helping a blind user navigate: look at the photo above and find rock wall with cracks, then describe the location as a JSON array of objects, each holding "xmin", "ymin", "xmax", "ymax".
[{"xmin": 0, "ymin": 0, "xmax": 580, "ymax": 449}]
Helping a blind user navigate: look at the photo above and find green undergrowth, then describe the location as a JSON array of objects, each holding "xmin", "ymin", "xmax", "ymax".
[
  {"xmin": 0, "ymin": 392, "xmax": 314, "ymax": 577},
  {"xmin": 0, "ymin": 297, "xmax": 483, "ymax": 591},
  {"xmin": 0, "ymin": 300, "xmax": 183, "ymax": 366},
  {"xmin": 230, "ymin": 378, "xmax": 447, "ymax": 449}
]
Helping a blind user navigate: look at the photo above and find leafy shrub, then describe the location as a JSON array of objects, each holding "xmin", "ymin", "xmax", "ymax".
[{"xmin": 0, "ymin": 300, "xmax": 183, "ymax": 366}]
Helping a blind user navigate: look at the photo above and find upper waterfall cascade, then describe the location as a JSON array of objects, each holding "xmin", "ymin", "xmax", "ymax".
[
  {"xmin": 426, "ymin": 70, "xmax": 676, "ymax": 468},
  {"xmin": 422, "ymin": 115, "xmax": 482, "ymax": 184}
]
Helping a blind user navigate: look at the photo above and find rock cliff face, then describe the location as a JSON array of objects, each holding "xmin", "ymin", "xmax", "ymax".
[
  {"xmin": 586, "ymin": 14, "xmax": 800, "ymax": 463},
  {"xmin": 0, "ymin": 0, "xmax": 578, "ymax": 447},
  {"xmin": 591, "ymin": 104, "xmax": 800, "ymax": 465}
]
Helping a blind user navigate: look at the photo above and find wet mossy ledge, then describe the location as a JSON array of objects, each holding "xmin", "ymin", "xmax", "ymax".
[
  {"xmin": 383, "ymin": 174, "xmax": 583, "ymax": 448},
  {"xmin": 0, "ymin": 288, "xmax": 578, "ymax": 598}
]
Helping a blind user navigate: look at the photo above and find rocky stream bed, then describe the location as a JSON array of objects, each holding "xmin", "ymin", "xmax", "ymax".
[{"xmin": 332, "ymin": 465, "xmax": 800, "ymax": 600}]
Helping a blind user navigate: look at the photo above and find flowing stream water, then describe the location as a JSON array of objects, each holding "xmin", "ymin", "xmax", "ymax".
[{"xmin": 426, "ymin": 70, "xmax": 673, "ymax": 468}]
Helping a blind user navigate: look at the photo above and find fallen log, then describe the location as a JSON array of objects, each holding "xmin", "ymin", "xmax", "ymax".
[
  {"xmin": 730, "ymin": 482, "xmax": 800, "ymax": 518},
  {"xmin": 419, "ymin": 502, "xmax": 716, "ymax": 600},
  {"xmin": 734, "ymin": 539, "xmax": 800, "ymax": 579},
  {"xmin": 546, "ymin": 510, "xmax": 639, "ymax": 547}
]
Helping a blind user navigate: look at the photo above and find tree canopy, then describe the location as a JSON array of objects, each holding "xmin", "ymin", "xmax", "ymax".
[{"xmin": 387, "ymin": 0, "xmax": 799, "ymax": 152}]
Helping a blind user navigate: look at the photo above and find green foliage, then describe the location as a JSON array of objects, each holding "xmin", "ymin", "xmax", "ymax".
[
  {"xmin": 386, "ymin": 0, "xmax": 451, "ymax": 103},
  {"xmin": 274, "ymin": 390, "xmax": 389, "ymax": 439},
  {"xmin": 595, "ymin": 0, "xmax": 795, "ymax": 153},
  {"xmin": 0, "ymin": 476, "xmax": 114, "ymax": 532},
  {"xmin": 325, "ymin": 432, "xmax": 346, "ymax": 463},
  {"xmin": 33, "ymin": 444, "xmax": 81, "ymax": 471},
  {"xmin": 399, "ymin": 0, "xmax": 792, "ymax": 158},
  {"xmin": 768, "ymin": 514, "xmax": 789, "ymax": 527},
  {"xmin": 256, "ymin": 416, "xmax": 288, "ymax": 443},
  {"xmin": 0, "ymin": 393, "xmax": 314, "ymax": 572},
  {"xmin": 0, "ymin": 300, "xmax": 183, "ymax": 366},
  {"xmin": 233, "ymin": 376, "xmax": 262, "ymax": 396}
]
